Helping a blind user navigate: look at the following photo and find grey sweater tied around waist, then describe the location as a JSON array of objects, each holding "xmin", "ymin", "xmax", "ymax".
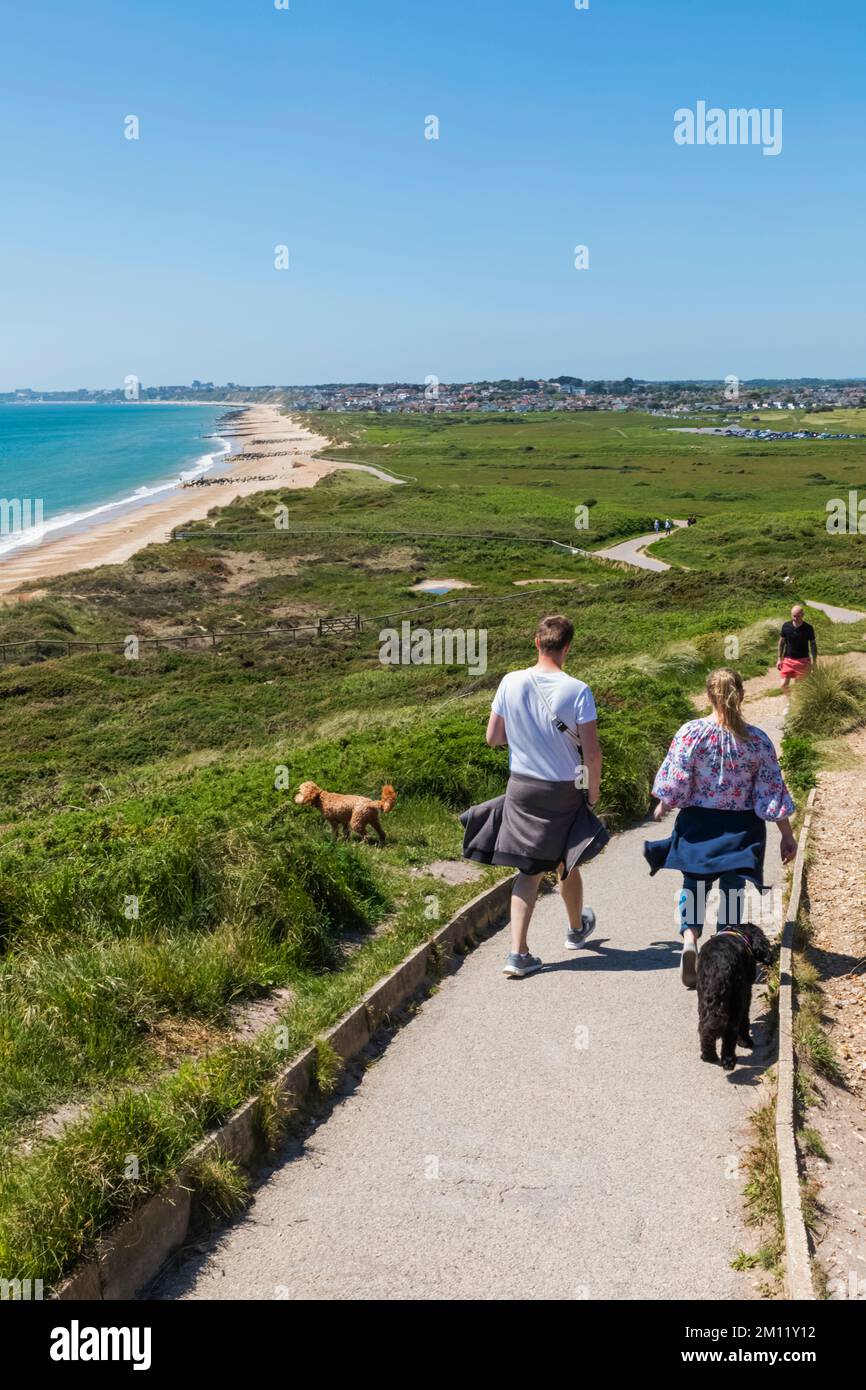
[{"xmin": 460, "ymin": 773, "xmax": 609, "ymax": 879}]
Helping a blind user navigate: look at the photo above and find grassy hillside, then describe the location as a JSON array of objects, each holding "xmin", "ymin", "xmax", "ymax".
[{"xmin": 1, "ymin": 406, "xmax": 865, "ymax": 1283}]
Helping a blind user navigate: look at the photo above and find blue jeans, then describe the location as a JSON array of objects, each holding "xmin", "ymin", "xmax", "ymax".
[{"xmin": 678, "ymin": 873, "xmax": 746, "ymax": 938}]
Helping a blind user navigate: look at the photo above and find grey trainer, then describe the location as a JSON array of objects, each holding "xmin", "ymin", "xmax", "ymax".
[
  {"xmin": 503, "ymin": 952, "xmax": 543, "ymax": 978},
  {"xmin": 565, "ymin": 907, "xmax": 597, "ymax": 951}
]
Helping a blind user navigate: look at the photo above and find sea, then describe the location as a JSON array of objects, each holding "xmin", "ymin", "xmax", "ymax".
[{"xmin": 0, "ymin": 403, "xmax": 233, "ymax": 558}]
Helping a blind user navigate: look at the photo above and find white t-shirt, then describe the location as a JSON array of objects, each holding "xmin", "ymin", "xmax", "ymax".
[{"xmin": 491, "ymin": 667, "xmax": 598, "ymax": 782}]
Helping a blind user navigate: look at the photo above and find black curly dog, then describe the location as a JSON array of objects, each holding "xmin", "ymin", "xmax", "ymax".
[{"xmin": 696, "ymin": 923, "xmax": 773, "ymax": 1071}]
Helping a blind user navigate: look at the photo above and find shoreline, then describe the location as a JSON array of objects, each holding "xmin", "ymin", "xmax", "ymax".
[
  {"xmin": 0, "ymin": 399, "xmax": 259, "ymax": 408},
  {"xmin": 0, "ymin": 407, "xmax": 337, "ymax": 599}
]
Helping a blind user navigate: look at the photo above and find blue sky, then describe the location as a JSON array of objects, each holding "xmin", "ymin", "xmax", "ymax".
[{"xmin": 1, "ymin": 0, "xmax": 863, "ymax": 387}]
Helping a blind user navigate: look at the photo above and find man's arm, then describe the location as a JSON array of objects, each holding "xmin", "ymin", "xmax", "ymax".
[
  {"xmin": 809, "ymin": 630, "xmax": 818, "ymax": 663},
  {"xmin": 486, "ymin": 711, "xmax": 508, "ymax": 748},
  {"xmin": 578, "ymin": 720, "xmax": 602, "ymax": 805},
  {"xmin": 778, "ymin": 632, "xmax": 786, "ymax": 662}
]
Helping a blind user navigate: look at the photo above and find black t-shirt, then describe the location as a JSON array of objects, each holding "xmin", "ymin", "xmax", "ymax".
[{"xmin": 781, "ymin": 620, "xmax": 815, "ymax": 659}]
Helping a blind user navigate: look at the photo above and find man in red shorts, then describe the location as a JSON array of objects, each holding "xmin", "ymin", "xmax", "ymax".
[{"xmin": 777, "ymin": 604, "xmax": 818, "ymax": 690}]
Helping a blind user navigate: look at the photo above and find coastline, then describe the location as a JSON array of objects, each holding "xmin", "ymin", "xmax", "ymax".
[{"xmin": 0, "ymin": 407, "xmax": 337, "ymax": 598}]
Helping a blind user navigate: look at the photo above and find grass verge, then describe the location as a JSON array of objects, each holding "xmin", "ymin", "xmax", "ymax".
[{"xmin": 0, "ymin": 872, "xmax": 501, "ymax": 1284}]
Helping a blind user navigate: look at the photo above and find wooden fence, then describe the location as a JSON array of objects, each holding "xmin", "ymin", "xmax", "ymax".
[{"xmin": 0, "ymin": 615, "xmax": 364, "ymax": 664}]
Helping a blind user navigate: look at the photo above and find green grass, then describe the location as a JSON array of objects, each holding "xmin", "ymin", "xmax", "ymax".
[
  {"xmin": 794, "ymin": 986, "xmax": 844, "ymax": 1084},
  {"xmin": 739, "ymin": 1099, "xmax": 784, "ymax": 1278},
  {"xmin": 786, "ymin": 949, "xmax": 844, "ymax": 1084},
  {"xmin": 0, "ymin": 854, "xmax": 507, "ymax": 1281},
  {"xmin": 799, "ymin": 1126, "xmax": 830, "ymax": 1162},
  {"xmin": 187, "ymin": 1154, "xmax": 250, "ymax": 1222},
  {"xmin": 780, "ymin": 734, "xmax": 819, "ymax": 798}
]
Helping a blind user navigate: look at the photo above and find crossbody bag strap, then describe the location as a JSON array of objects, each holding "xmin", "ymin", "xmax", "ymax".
[{"xmin": 528, "ymin": 671, "xmax": 583, "ymax": 759}]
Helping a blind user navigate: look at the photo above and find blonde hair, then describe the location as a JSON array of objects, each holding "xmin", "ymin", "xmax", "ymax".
[{"xmin": 706, "ymin": 667, "xmax": 751, "ymax": 740}]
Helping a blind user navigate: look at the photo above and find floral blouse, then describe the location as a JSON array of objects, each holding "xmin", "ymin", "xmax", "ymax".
[{"xmin": 652, "ymin": 718, "xmax": 795, "ymax": 821}]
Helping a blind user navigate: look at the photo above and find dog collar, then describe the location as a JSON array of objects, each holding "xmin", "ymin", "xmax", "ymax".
[{"xmin": 716, "ymin": 928, "xmax": 754, "ymax": 956}]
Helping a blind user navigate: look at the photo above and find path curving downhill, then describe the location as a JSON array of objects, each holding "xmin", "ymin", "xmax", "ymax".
[
  {"xmin": 805, "ymin": 599, "xmax": 866, "ymax": 625},
  {"xmin": 594, "ymin": 528, "xmax": 866, "ymax": 627},
  {"xmin": 594, "ymin": 521, "xmax": 687, "ymax": 571},
  {"xmin": 314, "ymin": 458, "xmax": 410, "ymax": 486}
]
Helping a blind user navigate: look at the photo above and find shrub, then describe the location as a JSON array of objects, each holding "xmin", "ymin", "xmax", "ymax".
[{"xmin": 786, "ymin": 661, "xmax": 866, "ymax": 737}]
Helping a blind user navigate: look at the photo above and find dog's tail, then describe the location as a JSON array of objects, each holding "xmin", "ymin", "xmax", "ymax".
[{"xmin": 377, "ymin": 784, "xmax": 397, "ymax": 813}]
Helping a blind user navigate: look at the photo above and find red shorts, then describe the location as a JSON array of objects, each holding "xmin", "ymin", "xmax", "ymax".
[{"xmin": 779, "ymin": 657, "xmax": 811, "ymax": 681}]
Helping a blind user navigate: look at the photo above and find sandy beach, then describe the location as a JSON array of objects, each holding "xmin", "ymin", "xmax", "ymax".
[{"xmin": 0, "ymin": 407, "xmax": 346, "ymax": 598}]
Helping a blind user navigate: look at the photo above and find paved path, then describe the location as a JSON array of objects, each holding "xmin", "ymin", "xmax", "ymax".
[
  {"xmin": 157, "ymin": 696, "xmax": 785, "ymax": 1303},
  {"xmin": 594, "ymin": 521, "xmax": 687, "ymax": 571},
  {"xmin": 594, "ymin": 530, "xmax": 866, "ymax": 626},
  {"xmin": 592, "ymin": 525, "xmax": 866, "ymax": 631},
  {"xmin": 805, "ymin": 599, "xmax": 866, "ymax": 625},
  {"xmin": 317, "ymin": 458, "xmax": 409, "ymax": 486}
]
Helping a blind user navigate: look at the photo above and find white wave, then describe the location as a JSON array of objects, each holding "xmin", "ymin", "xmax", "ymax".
[{"xmin": 0, "ymin": 437, "xmax": 232, "ymax": 560}]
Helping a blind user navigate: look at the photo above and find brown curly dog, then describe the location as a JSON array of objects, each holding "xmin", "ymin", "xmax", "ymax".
[{"xmin": 294, "ymin": 782, "xmax": 397, "ymax": 843}]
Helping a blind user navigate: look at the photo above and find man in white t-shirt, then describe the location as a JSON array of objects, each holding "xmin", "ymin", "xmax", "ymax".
[{"xmin": 485, "ymin": 614, "xmax": 603, "ymax": 977}]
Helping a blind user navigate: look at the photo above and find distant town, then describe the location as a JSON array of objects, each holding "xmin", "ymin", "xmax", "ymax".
[{"xmin": 3, "ymin": 377, "xmax": 866, "ymax": 416}]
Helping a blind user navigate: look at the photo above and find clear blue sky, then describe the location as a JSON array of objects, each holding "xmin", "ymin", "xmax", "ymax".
[{"xmin": 1, "ymin": 0, "xmax": 863, "ymax": 388}]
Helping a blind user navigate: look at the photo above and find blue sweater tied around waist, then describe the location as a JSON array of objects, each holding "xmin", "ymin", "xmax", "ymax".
[{"xmin": 643, "ymin": 806, "xmax": 768, "ymax": 888}]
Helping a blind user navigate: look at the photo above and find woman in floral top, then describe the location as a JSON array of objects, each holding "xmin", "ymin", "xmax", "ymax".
[{"xmin": 644, "ymin": 668, "xmax": 796, "ymax": 988}]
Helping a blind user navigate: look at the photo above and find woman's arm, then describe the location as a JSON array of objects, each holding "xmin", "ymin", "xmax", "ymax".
[
  {"xmin": 775, "ymin": 816, "xmax": 797, "ymax": 864},
  {"xmin": 753, "ymin": 736, "xmax": 797, "ymax": 860},
  {"xmin": 753, "ymin": 734, "xmax": 796, "ymax": 829},
  {"xmin": 650, "ymin": 725, "xmax": 694, "ymax": 816}
]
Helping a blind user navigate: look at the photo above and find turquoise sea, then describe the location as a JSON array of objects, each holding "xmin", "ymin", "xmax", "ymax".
[{"xmin": 0, "ymin": 403, "xmax": 231, "ymax": 558}]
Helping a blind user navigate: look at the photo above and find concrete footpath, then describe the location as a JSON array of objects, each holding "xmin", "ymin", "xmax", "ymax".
[
  {"xmin": 157, "ymin": 711, "xmax": 785, "ymax": 1301},
  {"xmin": 594, "ymin": 520, "xmax": 687, "ymax": 571}
]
